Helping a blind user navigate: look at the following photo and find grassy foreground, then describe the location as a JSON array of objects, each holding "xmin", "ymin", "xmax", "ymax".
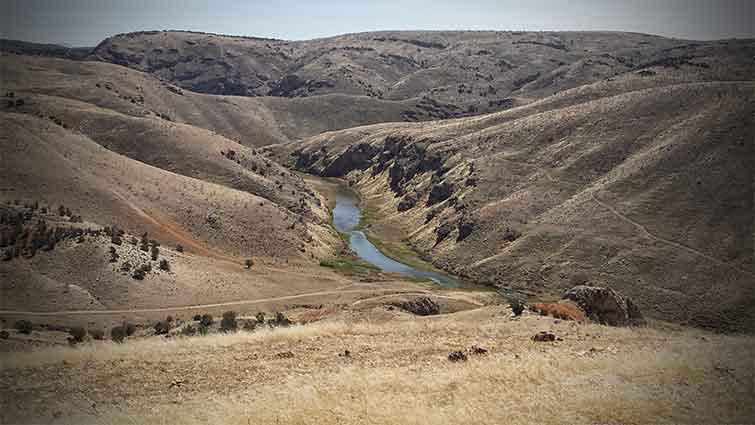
[{"xmin": 1, "ymin": 305, "xmax": 752, "ymax": 424}]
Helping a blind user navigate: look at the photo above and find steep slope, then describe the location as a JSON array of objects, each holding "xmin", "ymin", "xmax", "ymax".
[
  {"xmin": 0, "ymin": 112, "xmax": 338, "ymax": 264},
  {"xmin": 92, "ymin": 30, "xmax": 752, "ymax": 115},
  {"xmin": 0, "ymin": 54, "xmax": 421, "ymax": 146},
  {"xmin": 277, "ymin": 67, "xmax": 755, "ymax": 331}
]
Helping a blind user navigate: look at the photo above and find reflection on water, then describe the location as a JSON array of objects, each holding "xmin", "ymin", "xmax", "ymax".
[{"xmin": 332, "ymin": 192, "xmax": 459, "ymax": 287}]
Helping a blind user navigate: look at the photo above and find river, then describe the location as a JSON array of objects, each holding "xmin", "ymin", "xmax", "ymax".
[{"xmin": 332, "ymin": 189, "xmax": 461, "ymax": 288}]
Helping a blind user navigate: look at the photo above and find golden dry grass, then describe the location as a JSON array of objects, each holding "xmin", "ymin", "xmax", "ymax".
[{"xmin": 1, "ymin": 307, "xmax": 752, "ymax": 424}]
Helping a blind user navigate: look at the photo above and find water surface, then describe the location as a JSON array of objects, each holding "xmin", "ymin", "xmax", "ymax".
[{"xmin": 332, "ymin": 191, "xmax": 460, "ymax": 287}]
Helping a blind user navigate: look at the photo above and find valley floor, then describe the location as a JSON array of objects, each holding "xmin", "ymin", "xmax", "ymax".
[{"xmin": 1, "ymin": 305, "xmax": 752, "ymax": 425}]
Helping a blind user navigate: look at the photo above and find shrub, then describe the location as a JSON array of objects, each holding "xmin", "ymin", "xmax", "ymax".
[
  {"xmin": 255, "ymin": 312, "xmax": 266, "ymax": 324},
  {"xmin": 121, "ymin": 261, "xmax": 132, "ymax": 272},
  {"xmin": 509, "ymin": 298, "xmax": 526, "ymax": 316},
  {"xmin": 89, "ymin": 329, "xmax": 105, "ymax": 340},
  {"xmin": 154, "ymin": 320, "xmax": 170, "ymax": 335},
  {"xmin": 200, "ymin": 314, "xmax": 213, "ymax": 327},
  {"xmin": 159, "ymin": 258, "xmax": 170, "ymax": 271},
  {"xmin": 176, "ymin": 244, "xmax": 184, "ymax": 253},
  {"xmin": 245, "ymin": 259, "xmax": 253, "ymax": 269},
  {"xmin": 220, "ymin": 311, "xmax": 238, "ymax": 332},
  {"xmin": 181, "ymin": 324, "xmax": 196, "ymax": 336},
  {"xmin": 15, "ymin": 320, "xmax": 33, "ymax": 334},
  {"xmin": 192, "ymin": 314, "xmax": 202, "ymax": 321},
  {"xmin": 0, "ymin": 330, "xmax": 9, "ymax": 339},
  {"xmin": 132, "ymin": 268, "xmax": 146, "ymax": 280},
  {"xmin": 151, "ymin": 245, "xmax": 159, "ymax": 261},
  {"xmin": 502, "ymin": 227, "xmax": 521, "ymax": 242},
  {"xmin": 198, "ymin": 323, "xmax": 209, "ymax": 336},
  {"xmin": 242, "ymin": 320, "xmax": 257, "ymax": 331},
  {"xmin": 274, "ymin": 312, "xmax": 290, "ymax": 327},
  {"xmin": 110, "ymin": 225, "xmax": 122, "ymax": 245},
  {"xmin": 111, "ymin": 325, "xmax": 131, "ymax": 342},
  {"xmin": 68, "ymin": 326, "xmax": 87, "ymax": 344},
  {"xmin": 109, "ymin": 247, "xmax": 119, "ymax": 263}
]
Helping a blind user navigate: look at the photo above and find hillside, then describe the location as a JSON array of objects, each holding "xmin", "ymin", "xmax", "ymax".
[
  {"xmin": 92, "ymin": 30, "xmax": 751, "ymax": 114},
  {"xmin": 274, "ymin": 60, "xmax": 755, "ymax": 332}
]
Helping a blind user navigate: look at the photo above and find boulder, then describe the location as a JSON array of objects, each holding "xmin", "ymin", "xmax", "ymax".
[
  {"xmin": 392, "ymin": 296, "xmax": 440, "ymax": 316},
  {"xmin": 427, "ymin": 181, "xmax": 454, "ymax": 206},
  {"xmin": 562, "ymin": 285, "xmax": 645, "ymax": 326}
]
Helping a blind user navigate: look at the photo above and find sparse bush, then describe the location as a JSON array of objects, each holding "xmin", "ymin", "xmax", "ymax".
[
  {"xmin": 509, "ymin": 297, "xmax": 526, "ymax": 316},
  {"xmin": 200, "ymin": 314, "xmax": 213, "ymax": 327},
  {"xmin": 132, "ymin": 268, "xmax": 146, "ymax": 280},
  {"xmin": 151, "ymin": 245, "xmax": 159, "ymax": 261},
  {"xmin": 89, "ymin": 329, "xmax": 105, "ymax": 340},
  {"xmin": 68, "ymin": 326, "xmax": 87, "ymax": 344},
  {"xmin": 245, "ymin": 259, "xmax": 253, "ymax": 269},
  {"xmin": 181, "ymin": 324, "xmax": 196, "ymax": 336},
  {"xmin": 255, "ymin": 312, "xmax": 266, "ymax": 324},
  {"xmin": 15, "ymin": 320, "xmax": 33, "ymax": 334},
  {"xmin": 242, "ymin": 320, "xmax": 257, "ymax": 331},
  {"xmin": 176, "ymin": 244, "xmax": 184, "ymax": 253},
  {"xmin": 154, "ymin": 320, "xmax": 170, "ymax": 335},
  {"xmin": 159, "ymin": 258, "xmax": 170, "ymax": 271},
  {"xmin": 274, "ymin": 312, "xmax": 290, "ymax": 327},
  {"xmin": 109, "ymin": 247, "xmax": 119, "ymax": 263},
  {"xmin": 110, "ymin": 325, "xmax": 126, "ymax": 343},
  {"xmin": 220, "ymin": 311, "xmax": 238, "ymax": 332},
  {"xmin": 121, "ymin": 261, "xmax": 132, "ymax": 272},
  {"xmin": 0, "ymin": 330, "xmax": 9, "ymax": 339},
  {"xmin": 198, "ymin": 323, "xmax": 209, "ymax": 336},
  {"xmin": 192, "ymin": 314, "xmax": 201, "ymax": 321},
  {"xmin": 502, "ymin": 227, "xmax": 521, "ymax": 242},
  {"xmin": 124, "ymin": 322, "xmax": 137, "ymax": 336}
]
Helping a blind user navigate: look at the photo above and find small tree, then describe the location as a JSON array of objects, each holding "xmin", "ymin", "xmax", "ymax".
[{"xmin": 220, "ymin": 311, "xmax": 238, "ymax": 332}]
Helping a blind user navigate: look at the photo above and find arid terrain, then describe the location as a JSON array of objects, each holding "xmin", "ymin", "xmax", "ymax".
[{"xmin": 0, "ymin": 30, "xmax": 753, "ymax": 424}]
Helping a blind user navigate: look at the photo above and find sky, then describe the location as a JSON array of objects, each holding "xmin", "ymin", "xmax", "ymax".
[{"xmin": 1, "ymin": 0, "xmax": 752, "ymax": 47}]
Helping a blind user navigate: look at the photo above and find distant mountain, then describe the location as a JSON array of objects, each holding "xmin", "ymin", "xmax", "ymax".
[
  {"xmin": 0, "ymin": 39, "xmax": 93, "ymax": 59},
  {"xmin": 91, "ymin": 30, "xmax": 746, "ymax": 116}
]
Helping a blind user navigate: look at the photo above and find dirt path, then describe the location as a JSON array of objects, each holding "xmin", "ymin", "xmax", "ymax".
[
  {"xmin": 0, "ymin": 288, "xmax": 427, "ymax": 317},
  {"xmin": 540, "ymin": 171, "xmax": 752, "ymax": 277}
]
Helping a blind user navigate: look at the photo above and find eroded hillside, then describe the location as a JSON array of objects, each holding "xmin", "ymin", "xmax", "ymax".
[{"xmin": 276, "ymin": 61, "xmax": 755, "ymax": 331}]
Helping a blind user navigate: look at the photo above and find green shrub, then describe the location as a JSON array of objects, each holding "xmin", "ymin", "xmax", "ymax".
[
  {"xmin": 220, "ymin": 311, "xmax": 238, "ymax": 332},
  {"xmin": 192, "ymin": 314, "xmax": 201, "ymax": 321},
  {"xmin": 68, "ymin": 326, "xmax": 87, "ymax": 344},
  {"xmin": 89, "ymin": 329, "xmax": 105, "ymax": 340},
  {"xmin": 274, "ymin": 312, "xmax": 290, "ymax": 326},
  {"xmin": 111, "ymin": 326, "xmax": 126, "ymax": 343},
  {"xmin": 154, "ymin": 320, "xmax": 170, "ymax": 335},
  {"xmin": 242, "ymin": 320, "xmax": 257, "ymax": 331},
  {"xmin": 15, "ymin": 320, "xmax": 33, "ymax": 334},
  {"xmin": 509, "ymin": 298, "xmax": 526, "ymax": 316},
  {"xmin": 198, "ymin": 323, "xmax": 209, "ymax": 336},
  {"xmin": 200, "ymin": 314, "xmax": 213, "ymax": 327},
  {"xmin": 255, "ymin": 312, "xmax": 266, "ymax": 324},
  {"xmin": 124, "ymin": 322, "xmax": 136, "ymax": 336},
  {"xmin": 181, "ymin": 324, "xmax": 196, "ymax": 336}
]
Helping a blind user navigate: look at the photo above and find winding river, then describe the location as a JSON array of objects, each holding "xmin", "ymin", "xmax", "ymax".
[{"xmin": 332, "ymin": 189, "xmax": 460, "ymax": 288}]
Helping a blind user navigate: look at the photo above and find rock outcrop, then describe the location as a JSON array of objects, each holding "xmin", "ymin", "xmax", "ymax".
[{"xmin": 563, "ymin": 285, "xmax": 645, "ymax": 326}]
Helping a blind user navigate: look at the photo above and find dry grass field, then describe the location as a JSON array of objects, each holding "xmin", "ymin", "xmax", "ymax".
[{"xmin": 1, "ymin": 306, "xmax": 752, "ymax": 424}]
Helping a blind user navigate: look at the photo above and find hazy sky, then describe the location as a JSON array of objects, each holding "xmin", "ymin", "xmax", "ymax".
[{"xmin": 1, "ymin": 0, "xmax": 752, "ymax": 46}]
